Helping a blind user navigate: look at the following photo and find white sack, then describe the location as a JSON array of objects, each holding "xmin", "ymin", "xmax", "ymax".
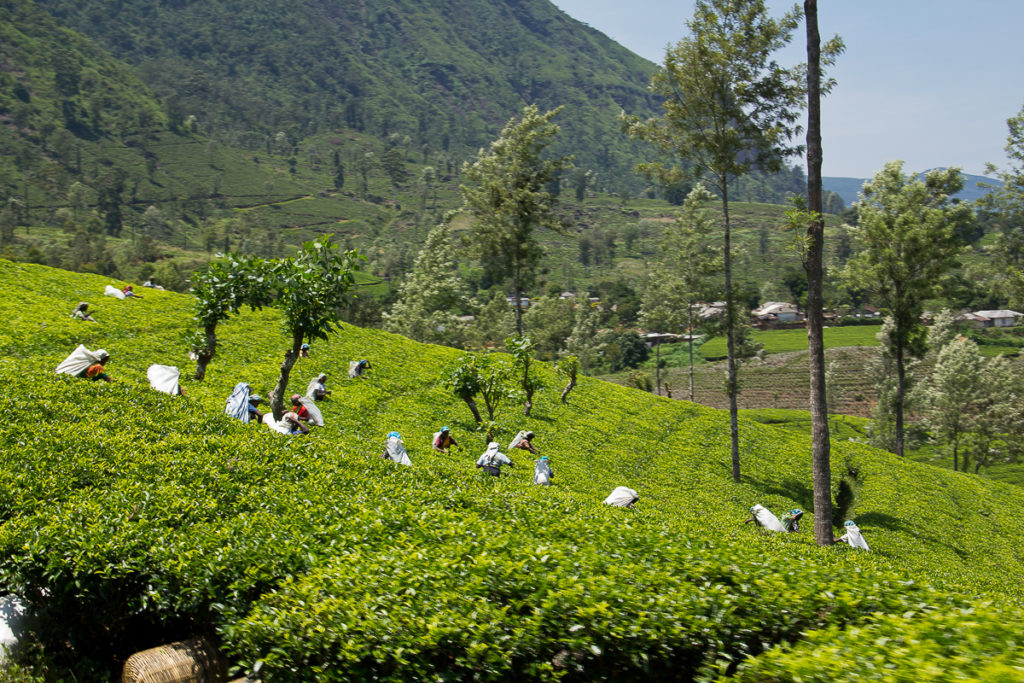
[
  {"xmin": 147, "ymin": 364, "xmax": 181, "ymax": 395},
  {"xmin": 263, "ymin": 412, "xmax": 293, "ymax": 435},
  {"xmin": 104, "ymin": 285, "xmax": 126, "ymax": 299},
  {"xmin": 750, "ymin": 504, "xmax": 786, "ymax": 533},
  {"xmin": 385, "ymin": 436, "xmax": 412, "ymax": 466},
  {"xmin": 306, "ymin": 375, "xmax": 326, "ymax": 398},
  {"xmin": 55, "ymin": 344, "xmax": 106, "ymax": 376},
  {"xmin": 225, "ymin": 382, "xmax": 252, "ymax": 422},
  {"xmin": 0, "ymin": 595, "xmax": 27, "ymax": 664},
  {"xmin": 298, "ymin": 397, "xmax": 324, "ymax": 427},
  {"xmin": 509, "ymin": 430, "xmax": 529, "ymax": 450},
  {"xmin": 603, "ymin": 486, "xmax": 639, "ymax": 507},
  {"xmin": 838, "ymin": 525, "xmax": 870, "ymax": 550},
  {"xmin": 533, "ymin": 459, "xmax": 552, "ymax": 486}
]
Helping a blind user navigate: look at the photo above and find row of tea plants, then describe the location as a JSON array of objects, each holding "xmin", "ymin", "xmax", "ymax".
[{"xmin": 1, "ymin": 260, "xmax": 1024, "ymax": 679}]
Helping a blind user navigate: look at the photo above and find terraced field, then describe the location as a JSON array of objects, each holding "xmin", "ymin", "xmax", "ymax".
[{"xmin": 649, "ymin": 346, "xmax": 881, "ymax": 417}]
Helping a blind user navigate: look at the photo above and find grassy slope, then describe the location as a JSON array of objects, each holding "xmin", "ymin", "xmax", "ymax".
[{"xmin": 2, "ymin": 261, "xmax": 1024, "ymax": 680}]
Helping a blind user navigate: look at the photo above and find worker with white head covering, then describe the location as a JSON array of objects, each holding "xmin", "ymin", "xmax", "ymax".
[
  {"xmin": 836, "ymin": 520, "xmax": 870, "ymax": 550},
  {"xmin": 476, "ymin": 442, "xmax": 512, "ymax": 477}
]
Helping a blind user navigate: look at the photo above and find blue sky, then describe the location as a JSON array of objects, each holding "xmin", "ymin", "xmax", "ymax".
[{"xmin": 551, "ymin": 1, "xmax": 1024, "ymax": 179}]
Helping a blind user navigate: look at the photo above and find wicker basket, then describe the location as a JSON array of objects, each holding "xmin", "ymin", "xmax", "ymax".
[{"xmin": 122, "ymin": 637, "xmax": 227, "ymax": 683}]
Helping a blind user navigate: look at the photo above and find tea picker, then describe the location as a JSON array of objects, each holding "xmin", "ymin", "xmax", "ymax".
[
  {"xmin": 225, "ymin": 382, "xmax": 259, "ymax": 422},
  {"xmin": 836, "ymin": 520, "xmax": 870, "ymax": 550},
  {"xmin": 432, "ymin": 426, "xmax": 460, "ymax": 453},
  {"xmin": 532, "ymin": 456, "xmax": 553, "ymax": 486},
  {"xmin": 55, "ymin": 345, "xmax": 112, "ymax": 382},
  {"xmin": 509, "ymin": 430, "xmax": 539, "ymax": 455},
  {"xmin": 781, "ymin": 508, "xmax": 804, "ymax": 533},
  {"xmin": 70, "ymin": 302, "xmax": 96, "ymax": 322},
  {"xmin": 291, "ymin": 394, "xmax": 325, "ymax": 427},
  {"xmin": 349, "ymin": 359, "xmax": 371, "ymax": 379},
  {"xmin": 383, "ymin": 431, "xmax": 412, "ymax": 466},
  {"xmin": 603, "ymin": 487, "xmax": 639, "ymax": 508},
  {"xmin": 263, "ymin": 411, "xmax": 309, "ymax": 436},
  {"xmin": 306, "ymin": 373, "xmax": 330, "ymax": 400},
  {"xmin": 299, "ymin": 395, "xmax": 324, "ymax": 427},
  {"xmin": 476, "ymin": 442, "xmax": 513, "ymax": 477},
  {"xmin": 745, "ymin": 504, "xmax": 786, "ymax": 532}
]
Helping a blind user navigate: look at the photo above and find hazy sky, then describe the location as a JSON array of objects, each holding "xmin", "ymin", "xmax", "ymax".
[{"xmin": 551, "ymin": 1, "xmax": 1024, "ymax": 179}]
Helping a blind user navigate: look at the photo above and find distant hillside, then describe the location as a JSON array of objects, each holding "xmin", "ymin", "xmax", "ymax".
[
  {"xmin": 824, "ymin": 169, "xmax": 1001, "ymax": 206},
  {"xmin": 3, "ymin": 260, "xmax": 1024, "ymax": 678},
  {"xmin": 32, "ymin": 0, "xmax": 661, "ymax": 191}
]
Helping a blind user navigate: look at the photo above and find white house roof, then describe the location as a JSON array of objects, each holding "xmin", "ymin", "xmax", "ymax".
[
  {"xmin": 752, "ymin": 301, "xmax": 798, "ymax": 317},
  {"xmin": 972, "ymin": 310, "xmax": 1021, "ymax": 320}
]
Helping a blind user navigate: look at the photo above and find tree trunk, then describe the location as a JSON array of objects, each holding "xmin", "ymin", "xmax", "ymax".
[
  {"xmin": 193, "ymin": 322, "xmax": 217, "ymax": 381},
  {"xmin": 895, "ymin": 341, "xmax": 906, "ymax": 457},
  {"xmin": 513, "ymin": 271, "xmax": 523, "ymax": 336},
  {"xmin": 522, "ymin": 361, "xmax": 533, "ymax": 416},
  {"xmin": 560, "ymin": 376, "xmax": 576, "ymax": 404},
  {"xmin": 462, "ymin": 396, "xmax": 483, "ymax": 423},
  {"xmin": 270, "ymin": 333, "xmax": 303, "ymax": 421},
  {"xmin": 655, "ymin": 342, "xmax": 661, "ymax": 395},
  {"xmin": 687, "ymin": 302, "xmax": 695, "ymax": 402},
  {"xmin": 804, "ymin": 0, "xmax": 834, "ymax": 546},
  {"xmin": 722, "ymin": 183, "xmax": 741, "ymax": 482}
]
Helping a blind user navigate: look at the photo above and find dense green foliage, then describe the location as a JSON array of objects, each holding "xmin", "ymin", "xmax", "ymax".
[
  {"xmin": 30, "ymin": 0, "xmax": 660, "ymax": 193},
  {"xmin": 2, "ymin": 261, "xmax": 1024, "ymax": 680}
]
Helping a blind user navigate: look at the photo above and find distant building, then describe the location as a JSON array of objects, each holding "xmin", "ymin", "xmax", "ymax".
[
  {"xmin": 505, "ymin": 296, "xmax": 531, "ymax": 309},
  {"xmin": 696, "ymin": 301, "xmax": 726, "ymax": 320},
  {"xmin": 958, "ymin": 310, "xmax": 1022, "ymax": 328},
  {"xmin": 751, "ymin": 301, "xmax": 802, "ymax": 327}
]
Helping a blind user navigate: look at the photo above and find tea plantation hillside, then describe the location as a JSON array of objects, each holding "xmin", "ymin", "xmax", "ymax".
[{"xmin": 3, "ymin": 260, "xmax": 1024, "ymax": 681}]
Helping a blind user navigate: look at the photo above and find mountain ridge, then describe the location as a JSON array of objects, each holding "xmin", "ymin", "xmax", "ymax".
[{"xmin": 824, "ymin": 169, "xmax": 1000, "ymax": 206}]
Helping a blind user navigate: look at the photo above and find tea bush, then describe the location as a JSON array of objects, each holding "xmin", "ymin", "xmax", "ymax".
[
  {"xmin": 728, "ymin": 602, "xmax": 1024, "ymax": 682},
  {"xmin": 1, "ymin": 260, "xmax": 1024, "ymax": 679}
]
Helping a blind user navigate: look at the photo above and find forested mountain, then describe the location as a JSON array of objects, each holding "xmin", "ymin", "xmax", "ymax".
[
  {"xmin": 29, "ymin": 0, "xmax": 662, "ymax": 191},
  {"xmin": 0, "ymin": 0, "xmax": 304, "ymax": 221}
]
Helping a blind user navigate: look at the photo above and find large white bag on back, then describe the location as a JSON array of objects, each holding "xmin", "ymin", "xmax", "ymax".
[
  {"xmin": 533, "ymin": 458, "xmax": 552, "ymax": 486},
  {"xmin": 298, "ymin": 397, "xmax": 324, "ymax": 427},
  {"xmin": 385, "ymin": 436, "xmax": 412, "ymax": 466},
  {"xmin": 55, "ymin": 345, "xmax": 105, "ymax": 376},
  {"xmin": 225, "ymin": 382, "xmax": 252, "ymax": 422},
  {"xmin": 603, "ymin": 486, "xmax": 639, "ymax": 507},
  {"xmin": 104, "ymin": 284, "xmax": 126, "ymax": 299},
  {"xmin": 263, "ymin": 413, "xmax": 292, "ymax": 435},
  {"xmin": 750, "ymin": 504, "xmax": 786, "ymax": 532},
  {"xmin": 147, "ymin": 364, "xmax": 181, "ymax": 395}
]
